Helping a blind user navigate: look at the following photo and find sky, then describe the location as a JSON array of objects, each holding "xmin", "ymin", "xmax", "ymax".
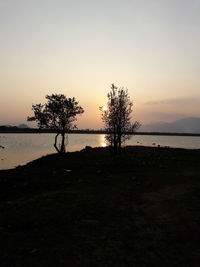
[{"xmin": 0, "ymin": 0, "xmax": 200, "ymax": 129}]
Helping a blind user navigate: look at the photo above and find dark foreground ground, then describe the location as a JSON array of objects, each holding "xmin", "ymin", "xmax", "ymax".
[{"xmin": 1, "ymin": 146, "xmax": 200, "ymax": 267}]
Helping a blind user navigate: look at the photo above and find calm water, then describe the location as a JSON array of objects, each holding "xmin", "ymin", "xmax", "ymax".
[{"xmin": 0, "ymin": 133, "xmax": 200, "ymax": 170}]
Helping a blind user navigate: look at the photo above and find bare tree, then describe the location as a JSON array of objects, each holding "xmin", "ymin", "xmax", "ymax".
[
  {"xmin": 100, "ymin": 84, "xmax": 140, "ymax": 153},
  {"xmin": 28, "ymin": 94, "xmax": 84, "ymax": 153}
]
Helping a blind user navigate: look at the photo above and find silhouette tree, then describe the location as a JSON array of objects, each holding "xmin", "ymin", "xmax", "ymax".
[
  {"xmin": 28, "ymin": 94, "xmax": 84, "ymax": 153},
  {"xmin": 100, "ymin": 84, "xmax": 140, "ymax": 153}
]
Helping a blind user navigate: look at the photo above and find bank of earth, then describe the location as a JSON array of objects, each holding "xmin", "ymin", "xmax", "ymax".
[{"xmin": 1, "ymin": 146, "xmax": 200, "ymax": 266}]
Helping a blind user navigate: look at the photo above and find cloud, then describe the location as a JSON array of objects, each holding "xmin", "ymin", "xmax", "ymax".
[{"xmin": 144, "ymin": 97, "xmax": 200, "ymax": 105}]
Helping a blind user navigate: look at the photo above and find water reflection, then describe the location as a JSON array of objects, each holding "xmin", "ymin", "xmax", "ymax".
[
  {"xmin": 0, "ymin": 134, "xmax": 108, "ymax": 170},
  {"xmin": 1, "ymin": 133, "xmax": 200, "ymax": 170},
  {"xmin": 99, "ymin": 134, "xmax": 107, "ymax": 147}
]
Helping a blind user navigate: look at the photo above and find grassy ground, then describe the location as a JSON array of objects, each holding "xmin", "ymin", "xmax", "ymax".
[{"xmin": 1, "ymin": 146, "xmax": 200, "ymax": 266}]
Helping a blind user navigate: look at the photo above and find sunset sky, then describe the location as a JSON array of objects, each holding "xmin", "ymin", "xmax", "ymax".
[{"xmin": 0, "ymin": 0, "xmax": 200, "ymax": 129}]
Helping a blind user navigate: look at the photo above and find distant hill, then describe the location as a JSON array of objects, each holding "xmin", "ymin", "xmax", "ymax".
[
  {"xmin": 18, "ymin": 124, "xmax": 29, "ymax": 129},
  {"xmin": 140, "ymin": 117, "xmax": 200, "ymax": 133}
]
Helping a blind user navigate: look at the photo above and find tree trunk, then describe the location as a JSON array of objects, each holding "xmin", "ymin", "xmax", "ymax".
[
  {"xmin": 113, "ymin": 133, "xmax": 118, "ymax": 154},
  {"xmin": 54, "ymin": 133, "xmax": 61, "ymax": 153},
  {"xmin": 60, "ymin": 132, "xmax": 66, "ymax": 153},
  {"xmin": 118, "ymin": 133, "xmax": 122, "ymax": 152}
]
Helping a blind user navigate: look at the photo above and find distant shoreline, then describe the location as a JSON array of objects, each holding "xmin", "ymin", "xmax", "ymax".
[{"xmin": 0, "ymin": 127, "xmax": 200, "ymax": 136}]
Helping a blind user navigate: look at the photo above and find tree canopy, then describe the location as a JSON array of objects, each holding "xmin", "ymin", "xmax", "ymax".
[
  {"xmin": 100, "ymin": 84, "xmax": 140, "ymax": 153},
  {"xmin": 28, "ymin": 94, "xmax": 84, "ymax": 153}
]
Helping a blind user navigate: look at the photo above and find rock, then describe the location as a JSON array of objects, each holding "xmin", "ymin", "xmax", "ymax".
[
  {"xmin": 81, "ymin": 146, "xmax": 92, "ymax": 152},
  {"xmin": 31, "ymin": 248, "xmax": 39, "ymax": 254},
  {"xmin": 84, "ymin": 146, "xmax": 93, "ymax": 151},
  {"xmin": 64, "ymin": 169, "xmax": 72, "ymax": 172}
]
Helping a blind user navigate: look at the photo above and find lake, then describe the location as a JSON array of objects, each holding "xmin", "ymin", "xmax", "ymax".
[{"xmin": 0, "ymin": 133, "xmax": 200, "ymax": 170}]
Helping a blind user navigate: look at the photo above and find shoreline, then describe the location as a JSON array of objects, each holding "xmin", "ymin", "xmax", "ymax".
[
  {"xmin": 1, "ymin": 129, "xmax": 200, "ymax": 136},
  {"xmin": 1, "ymin": 144, "xmax": 199, "ymax": 172}
]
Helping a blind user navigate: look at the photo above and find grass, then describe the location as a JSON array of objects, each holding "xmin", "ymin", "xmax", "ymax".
[{"xmin": 1, "ymin": 146, "xmax": 200, "ymax": 266}]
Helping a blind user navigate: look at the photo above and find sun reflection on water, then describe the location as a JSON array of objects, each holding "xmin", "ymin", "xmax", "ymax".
[{"xmin": 99, "ymin": 134, "xmax": 107, "ymax": 147}]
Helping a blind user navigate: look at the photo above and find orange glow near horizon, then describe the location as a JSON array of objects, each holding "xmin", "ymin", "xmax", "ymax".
[{"xmin": 1, "ymin": 1, "xmax": 200, "ymax": 127}]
